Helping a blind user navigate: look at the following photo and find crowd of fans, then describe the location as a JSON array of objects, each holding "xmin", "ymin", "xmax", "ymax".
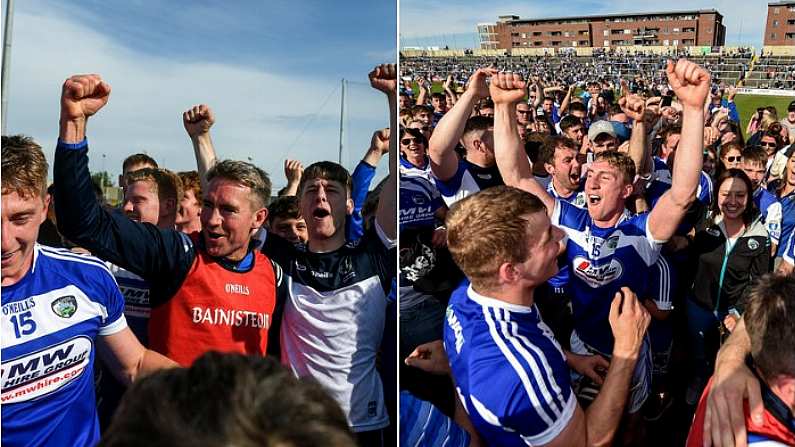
[
  {"xmin": 398, "ymin": 55, "xmax": 795, "ymax": 447},
  {"xmin": 1, "ymin": 64, "xmax": 397, "ymax": 447}
]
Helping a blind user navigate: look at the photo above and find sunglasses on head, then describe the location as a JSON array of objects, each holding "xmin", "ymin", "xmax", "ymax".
[
  {"xmin": 401, "ymin": 137, "xmax": 420, "ymax": 145},
  {"xmin": 726, "ymin": 155, "xmax": 742, "ymax": 163}
]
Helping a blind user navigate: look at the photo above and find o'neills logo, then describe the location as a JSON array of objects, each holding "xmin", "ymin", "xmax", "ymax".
[
  {"xmin": 192, "ymin": 306, "xmax": 269, "ymax": 328},
  {"xmin": 1, "ymin": 336, "xmax": 92, "ymax": 403},
  {"xmin": 224, "ymin": 283, "xmax": 250, "ymax": 295}
]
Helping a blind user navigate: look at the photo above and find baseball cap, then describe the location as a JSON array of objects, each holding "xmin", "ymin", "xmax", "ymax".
[
  {"xmin": 588, "ymin": 120, "xmax": 617, "ymax": 141},
  {"xmin": 788, "ymin": 100, "xmax": 795, "ymax": 111}
]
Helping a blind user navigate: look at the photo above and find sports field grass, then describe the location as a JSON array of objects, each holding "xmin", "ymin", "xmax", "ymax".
[{"xmin": 733, "ymin": 94, "xmax": 793, "ymax": 137}]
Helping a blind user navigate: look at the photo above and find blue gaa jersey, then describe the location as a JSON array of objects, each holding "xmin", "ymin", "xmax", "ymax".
[
  {"xmin": 753, "ymin": 188, "xmax": 781, "ymax": 245},
  {"xmin": 1, "ymin": 245, "xmax": 126, "ymax": 447},
  {"xmin": 444, "ymin": 285, "xmax": 576, "ymax": 446},
  {"xmin": 784, "ymin": 232, "xmax": 794, "ymax": 267},
  {"xmin": 552, "ymin": 200, "xmax": 663, "ymax": 354},
  {"xmin": 768, "ymin": 189, "xmax": 795, "ymax": 257},
  {"xmin": 108, "ymin": 264, "xmax": 150, "ymax": 345},
  {"xmin": 646, "ymin": 157, "xmax": 713, "ymax": 207},
  {"xmin": 434, "ymin": 159, "xmax": 503, "ymax": 207},
  {"xmin": 546, "ymin": 181, "xmax": 586, "ymax": 289},
  {"xmin": 400, "ymin": 157, "xmax": 444, "ymax": 232}
]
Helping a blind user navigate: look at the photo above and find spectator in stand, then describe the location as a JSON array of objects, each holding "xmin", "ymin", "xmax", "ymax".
[{"xmin": 175, "ymin": 171, "xmax": 202, "ymax": 234}]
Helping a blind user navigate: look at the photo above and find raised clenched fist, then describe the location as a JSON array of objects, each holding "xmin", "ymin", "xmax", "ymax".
[
  {"xmin": 619, "ymin": 94, "xmax": 646, "ymax": 122},
  {"xmin": 465, "ymin": 67, "xmax": 498, "ymax": 100},
  {"xmin": 488, "ymin": 71, "xmax": 526, "ymax": 105},
  {"xmin": 369, "ymin": 64, "xmax": 397, "ymax": 95},
  {"xmin": 183, "ymin": 104, "xmax": 215, "ymax": 138},
  {"xmin": 370, "ymin": 128, "xmax": 390, "ymax": 155},
  {"xmin": 665, "ymin": 59, "xmax": 711, "ymax": 110},
  {"xmin": 61, "ymin": 74, "xmax": 111, "ymax": 122},
  {"xmin": 283, "ymin": 159, "xmax": 304, "ymax": 184}
]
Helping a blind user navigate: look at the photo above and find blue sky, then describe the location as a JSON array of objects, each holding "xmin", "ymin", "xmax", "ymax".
[
  {"xmin": 400, "ymin": 0, "xmax": 766, "ymax": 50},
  {"xmin": 3, "ymin": 0, "xmax": 396, "ymax": 189}
]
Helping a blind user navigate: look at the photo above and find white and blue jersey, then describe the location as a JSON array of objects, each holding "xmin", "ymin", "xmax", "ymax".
[
  {"xmin": 552, "ymin": 200, "xmax": 663, "ymax": 354},
  {"xmin": 400, "ymin": 157, "xmax": 444, "ymax": 232},
  {"xmin": 783, "ymin": 232, "xmax": 795, "ymax": 267},
  {"xmin": 646, "ymin": 157, "xmax": 713, "ymax": 207},
  {"xmin": 444, "ymin": 285, "xmax": 576, "ymax": 446},
  {"xmin": 769, "ymin": 189, "xmax": 795, "ymax": 258},
  {"xmin": 434, "ymin": 159, "xmax": 503, "ymax": 207},
  {"xmin": 753, "ymin": 187, "xmax": 781, "ymax": 244},
  {"xmin": 546, "ymin": 181, "xmax": 586, "ymax": 290},
  {"xmin": 1, "ymin": 245, "xmax": 127, "ymax": 447}
]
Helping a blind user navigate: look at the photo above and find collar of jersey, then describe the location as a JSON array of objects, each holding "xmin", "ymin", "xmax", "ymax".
[
  {"xmin": 400, "ymin": 155, "xmax": 428, "ymax": 170},
  {"xmin": 467, "ymin": 284, "xmax": 535, "ymax": 314}
]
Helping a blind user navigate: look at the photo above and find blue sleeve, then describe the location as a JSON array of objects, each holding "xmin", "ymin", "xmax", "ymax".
[
  {"xmin": 53, "ymin": 139, "xmax": 195, "ymax": 303},
  {"xmin": 346, "ymin": 160, "xmax": 377, "ymax": 242},
  {"xmin": 724, "ymin": 100, "xmax": 740, "ymax": 124},
  {"xmin": 98, "ymin": 270, "xmax": 128, "ymax": 335},
  {"xmin": 783, "ymin": 232, "xmax": 794, "ymax": 266}
]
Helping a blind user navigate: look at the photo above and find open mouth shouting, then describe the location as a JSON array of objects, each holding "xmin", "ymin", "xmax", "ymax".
[
  {"xmin": 312, "ymin": 207, "xmax": 331, "ymax": 220},
  {"xmin": 588, "ymin": 194, "xmax": 602, "ymax": 206}
]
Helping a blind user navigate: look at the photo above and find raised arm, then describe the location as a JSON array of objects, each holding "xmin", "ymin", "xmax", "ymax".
[
  {"xmin": 369, "ymin": 64, "xmax": 397, "ymax": 240},
  {"xmin": 429, "ymin": 68, "xmax": 495, "ymax": 181},
  {"xmin": 619, "ymin": 94, "xmax": 650, "ymax": 177},
  {"xmin": 443, "ymin": 74, "xmax": 458, "ymax": 105},
  {"xmin": 648, "ymin": 59, "xmax": 710, "ymax": 242},
  {"xmin": 281, "ymin": 159, "xmax": 304, "ymax": 197},
  {"xmin": 559, "ymin": 84, "xmax": 576, "ymax": 115},
  {"xmin": 489, "ymin": 72, "xmax": 556, "ymax": 214},
  {"xmin": 183, "ymin": 104, "xmax": 217, "ymax": 190},
  {"xmin": 55, "ymin": 74, "xmax": 192, "ymax": 281},
  {"xmin": 415, "ymin": 76, "xmax": 429, "ymax": 107}
]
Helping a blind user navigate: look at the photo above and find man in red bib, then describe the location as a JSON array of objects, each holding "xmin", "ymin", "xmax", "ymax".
[{"xmin": 54, "ymin": 74, "xmax": 280, "ymax": 366}]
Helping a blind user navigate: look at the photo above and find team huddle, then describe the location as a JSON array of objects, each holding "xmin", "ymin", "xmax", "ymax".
[
  {"xmin": 1, "ymin": 64, "xmax": 397, "ymax": 447},
  {"xmin": 398, "ymin": 57, "xmax": 795, "ymax": 447}
]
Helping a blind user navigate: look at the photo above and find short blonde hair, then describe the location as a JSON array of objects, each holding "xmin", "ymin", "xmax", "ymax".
[
  {"xmin": 446, "ymin": 186, "xmax": 547, "ymax": 290},
  {"xmin": 2, "ymin": 135, "xmax": 48, "ymax": 199},
  {"xmin": 125, "ymin": 168, "xmax": 183, "ymax": 205}
]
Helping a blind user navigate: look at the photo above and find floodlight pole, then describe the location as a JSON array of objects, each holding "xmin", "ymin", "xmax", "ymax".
[
  {"xmin": 338, "ymin": 78, "xmax": 346, "ymax": 165},
  {"xmin": 2, "ymin": 0, "xmax": 15, "ymax": 135}
]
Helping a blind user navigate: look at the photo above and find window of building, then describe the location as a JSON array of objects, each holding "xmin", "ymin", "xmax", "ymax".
[
  {"xmin": 551, "ymin": 41, "xmax": 561, "ymax": 46},
  {"xmin": 604, "ymin": 40, "xmax": 610, "ymax": 46},
  {"xmin": 533, "ymin": 32, "xmax": 542, "ymax": 36},
  {"xmin": 624, "ymin": 29, "xmax": 631, "ymax": 34},
  {"xmin": 664, "ymin": 39, "xmax": 670, "ymax": 45},
  {"xmin": 773, "ymin": 20, "xmax": 779, "ymax": 27},
  {"xmin": 673, "ymin": 39, "xmax": 679, "ymax": 45},
  {"xmin": 534, "ymin": 41, "xmax": 543, "ymax": 46},
  {"xmin": 604, "ymin": 29, "xmax": 609, "ymax": 36},
  {"xmin": 787, "ymin": 33, "xmax": 795, "ymax": 40},
  {"xmin": 683, "ymin": 39, "xmax": 694, "ymax": 44},
  {"xmin": 673, "ymin": 28, "xmax": 679, "ymax": 33},
  {"xmin": 773, "ymin": 7, "xmax": 779, "ymax": 14},
  {"xmin": 579, "ymin": 40, "xmax": 589, "ymax": 45},
  {"xmin": 772, "ymin": 33, "xmax": 777, "ymax": 39},
  {"xmin": 564, "ymin": 31, "xmax": 570, "ymax": 37},
  {"xmin": 572, "ymin": 41, "xmax": 578, "ymax": 47}
]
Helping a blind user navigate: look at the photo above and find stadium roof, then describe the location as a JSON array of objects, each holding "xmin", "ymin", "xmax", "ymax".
[{"xmin": 497, "ymin": 9, "xmax": 722, "ymax": 24}]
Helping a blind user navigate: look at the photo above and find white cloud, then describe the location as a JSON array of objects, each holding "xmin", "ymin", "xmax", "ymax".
[{"xmin": 4, "ymin": 8, "xmax": 391, "ymax": 188}]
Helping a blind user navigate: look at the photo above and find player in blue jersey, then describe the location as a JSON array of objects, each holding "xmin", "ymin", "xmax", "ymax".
[
  {"xmin": 778, "ymin": 232, "xmax": 794, "ymax": 276},
  {"xmin": 489, "ymin": 60, "xmax": 710, "ymax": 415},
  {"xmin": 1, "ymin": 134, "xmax": 176, "ymax": 447},
  {"xmin": 429, "ymin": 68, "xmax": 503, "ymax": 207},
  {"xmin": 444, "ymin": 186, "xmax": 650, "ymax": 446}
]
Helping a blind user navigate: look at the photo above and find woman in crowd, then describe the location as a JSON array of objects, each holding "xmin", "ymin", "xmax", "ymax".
[{"xmin": 684, "ymin": 169, "xmax": 771, "ymax": 404}]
